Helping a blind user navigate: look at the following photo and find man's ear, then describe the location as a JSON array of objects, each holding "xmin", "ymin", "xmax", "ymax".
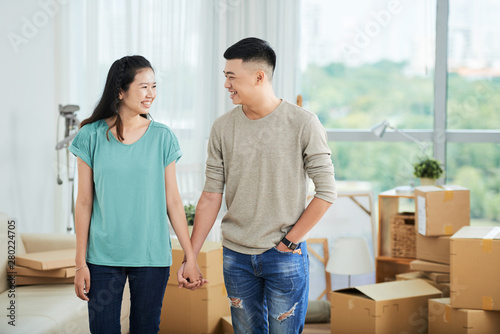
[{"xmin": 256, "ymin": 70, "xmax": 266, "ymax": 85}]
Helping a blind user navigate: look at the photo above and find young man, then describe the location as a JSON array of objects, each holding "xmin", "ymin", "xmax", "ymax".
[{"xmin": 178, "ymin": 37, "xmax": 337, "ymax": 334}]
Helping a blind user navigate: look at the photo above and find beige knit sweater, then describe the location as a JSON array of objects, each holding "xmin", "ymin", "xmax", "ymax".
[{"xmin": 203, "ymin": 100, "xmax": 337, "ymax": 254}]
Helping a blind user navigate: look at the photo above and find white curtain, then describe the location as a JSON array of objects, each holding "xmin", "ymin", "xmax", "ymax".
[{"xmin": 52, "ymin": 0, "xmax": 300, "ymax": 231}]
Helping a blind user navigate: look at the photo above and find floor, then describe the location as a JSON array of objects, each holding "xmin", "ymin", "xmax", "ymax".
[{"xmin": 303, "ymin": 322, "xmax": 330, "ymax": 333}]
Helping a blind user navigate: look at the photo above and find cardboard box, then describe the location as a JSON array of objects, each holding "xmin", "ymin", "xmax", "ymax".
[
  {"xmin": 13, "ymin": 276, "xmax": 74, "ymax": 286},
  {"xmin": 428, "ymin": 298, "xmax": 500, "ymax": 334},
  {"xmin": 410, "ymin": 260, "xmax": 450, "ymax": 273},
  {"xmin": 450, "ymin": 226, "xmax": 500, "ymax": 311},
  {"xmin": 8, "ymin": 265, "xmax": 75, "ymax": 278},
  {"xmin": 415, "ymin": 185, "xmax": 470, "ymax": 236},
  {"xmin": 221, "ymin": 316, "xmax": 234, "ymax": 334},
  {"xmin": 422, "ymin": 272, "xmax": 449, "ymax": 283},
  {"xmin": 15, "ymin": 249, "xmax": 75, "ymax": 270},
  {"xmin": 168, "ymin": 239, "xmax": 224, "ymax": 287},
  {"xmin": 160, "ymin": 284, "xmax": 230, "ymax": 334},
  {"xmin": 330, "ymin": 279, "xmax": 441, "ymax": 334},
  {"xmin": 417, "ymin": 234, "xmax": 450, "ymax": 264},
  {"xmin": 160, "ymin": 240, "xmax": 228, "ymax": 333},
  {"xmin": 396, "ymin": 272, "xmax": 450, "ymax": 298}
]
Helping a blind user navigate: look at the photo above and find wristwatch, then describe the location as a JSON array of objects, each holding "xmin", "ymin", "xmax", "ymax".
[{"xmin": 281, "ymin": 236, "xmax": 298, "ymax": 251}]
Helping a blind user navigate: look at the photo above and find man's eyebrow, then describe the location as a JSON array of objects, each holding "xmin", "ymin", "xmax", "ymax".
[
  {"xmin": 138, "ymin": 82, "xmax": 156, "ymax": 85},
  {"xmin": 223, "ymin": 71, "xmax": 235, "ymax": 75}
]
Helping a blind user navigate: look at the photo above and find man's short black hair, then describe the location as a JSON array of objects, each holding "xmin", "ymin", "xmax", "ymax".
[{"xmin": 224, "ymin": 37, "xmax": 276, "ymax": 76}]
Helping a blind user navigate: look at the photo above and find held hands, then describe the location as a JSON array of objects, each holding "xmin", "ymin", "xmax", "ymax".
[
  {"xmin": 177, "ymin": 260, "xmax": 209, "ymax": 291},
  {"xmin": 74, "ymin": 265, "xmax": 90, "ymax": 301}
]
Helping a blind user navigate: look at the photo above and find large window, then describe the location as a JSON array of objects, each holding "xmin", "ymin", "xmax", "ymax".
[
  {"xmin": 300, "ymin": 0, "xmax": 500, "ymax": 225},
  {"xmin": 301, "ymin": 0, "xmax": 436, "ymax": 191},
  {"xmin": 301, "ymin": 0, "xmax": 436, "ymax": 129},
  {"xmin": 448, "ymin": 0, "xmax": 500, "ymax": 130}
]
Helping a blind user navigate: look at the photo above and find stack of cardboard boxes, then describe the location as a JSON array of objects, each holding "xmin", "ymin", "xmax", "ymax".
[
  {"xmin": 159, "ymin": 239, "xmax": 230, "ymax": 334},
  {"xmin": 7, "ymin": 248, "xmax": 76, "ymax": 285},
  {"xmin": 410, "ymin": 185, "xmax": 500, "ymax": 333},
  {"xmin": 405, "ymin": 185, "xmax": 471, "ymax": 297},
  {"xmin": 330, "ymin": 185, "xmax": 500, "ymax": 333},
  {"xmin": 427, "ymin": 226, "xmax": 500, "ymax": 333}
]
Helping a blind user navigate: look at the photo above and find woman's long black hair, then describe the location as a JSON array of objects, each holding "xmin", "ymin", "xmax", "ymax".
[{"xmin": 80, "ymin": 55, "xmax": 154, "ymax": 141}]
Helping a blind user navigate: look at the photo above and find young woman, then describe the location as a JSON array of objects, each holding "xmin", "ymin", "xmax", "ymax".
[{"xmin": 70, "ymin": 55, "xmax": 202, "ymax": 333}]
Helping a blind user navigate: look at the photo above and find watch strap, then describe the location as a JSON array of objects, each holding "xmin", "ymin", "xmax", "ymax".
[{"xmin": 281, "ymin": 236, "xmax": 298, "ymax": 251}]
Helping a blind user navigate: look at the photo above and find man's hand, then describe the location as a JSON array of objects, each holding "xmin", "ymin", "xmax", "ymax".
[
  {"xmin": 275, "ymin": 241, "xmax": 302, "ymax": 254},
  {"xmin": 177, "ymin": 261, "xmax": 209, "ymax": 291},
  {"xmin": 275, "ymin": 241, "xmax": 293, "ymax": 252}
]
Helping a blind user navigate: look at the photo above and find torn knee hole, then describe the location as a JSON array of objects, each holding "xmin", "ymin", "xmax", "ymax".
[
  {"xmin": 229, "ymin": 297, "xmax": 243, "ymax": 309},
  {"xmin": 277, "ymin": 302, "xmax": 298, "ymax": 322}
]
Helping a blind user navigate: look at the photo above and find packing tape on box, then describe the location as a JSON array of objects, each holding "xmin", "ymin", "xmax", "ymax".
[
  {"xmin": 443, "ymin": 190, "xmax": 454, "ymax": 202},
  {"xmin": 444, "ymin": 304, "xmax": 451, "ymax": 322},
  {"xmin": 483, "ymin": 239, "xmax": 493, "ymax": 253},
  {"xmin": 482, "ymin": 227, "xmax": 500, "ymax": 253},
  {"xmin": 483, "ymin": 296, "xmax": 493, "ymax": 311},
  {"xmin": 444, "ymin": 225, "xmax": 453, "ymax": 235}
]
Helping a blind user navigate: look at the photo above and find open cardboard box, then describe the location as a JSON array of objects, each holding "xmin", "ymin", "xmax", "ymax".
[
  {"xmin": 428, "ymin": 298, "xmax": 500, "ymax": 334},
  {"xmin": 330, "ymin": 279, "xmax": 441, "ymax": 334},
  {"xmin": 396, "ymin": 271, "xmax": 450, "ymax": 297},
  {"xmin": 415, "ymin": 185, "xmax": 470, "ymax": 236}
]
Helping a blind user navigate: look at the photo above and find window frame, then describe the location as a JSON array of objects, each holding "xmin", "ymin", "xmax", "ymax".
[{"xmin": 323, "ymin": 0, "xmax": 500, "ymax": 185}]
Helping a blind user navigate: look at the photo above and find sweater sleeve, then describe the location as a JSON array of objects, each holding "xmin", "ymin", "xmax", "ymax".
[
  {"xmin": 203, "ymin": 123, "xmax": 225, "ymax": 194},
  {"xmin": 68, "ymin": 125, "xmax": 94, "ymax": 169},
  {"xmin": 302, "ymin": 116, "xmax": 337, "ymax": 204}
]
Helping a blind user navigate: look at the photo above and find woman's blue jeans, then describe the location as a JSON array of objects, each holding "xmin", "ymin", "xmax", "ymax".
[
  {"xmin": 86, "ymin": 263, "xmax": 170, "ymax": 334},
  {"xmin": 223, "ymin": 241, "xmax": 309, "ymax": 334}
]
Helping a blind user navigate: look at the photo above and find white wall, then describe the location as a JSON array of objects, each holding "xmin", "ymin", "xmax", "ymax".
[{"xmin": 0, "ymin": 0, "xmax": 66, "ymax": 233}]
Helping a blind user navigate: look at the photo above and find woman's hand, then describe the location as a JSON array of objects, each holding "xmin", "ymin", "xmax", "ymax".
[
  {"xmin": 177, "ymin": 261, "xmax": 209, "ymax": 291},
  {"xmin": 74, "ymin": 266, "xmax": 90, "ymax": 301}
]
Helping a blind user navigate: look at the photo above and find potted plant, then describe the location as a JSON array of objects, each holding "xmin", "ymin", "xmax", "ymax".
[
  {"xmin": 184, "ymin": 203, "xmax": 196, "ymax": 226},
  {"xmin": 413, "ymin": 158, "xmax": 444, "ymax": 185}
]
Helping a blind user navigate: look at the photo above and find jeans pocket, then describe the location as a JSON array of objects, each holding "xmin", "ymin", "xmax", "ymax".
[{"xmin": 272, "ymin": 246, "xmax": 295, "ymax": 254}]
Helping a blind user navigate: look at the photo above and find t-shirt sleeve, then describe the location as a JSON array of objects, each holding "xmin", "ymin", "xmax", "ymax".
[
  {"xmin": 302, "ymin": 116, "xmax": 337, "ymax": 204},
  {"xmin": 203, "ymin": 123, "xmax": 225, "ymax": 193},
  {"xmin": 164, "ymin": 128, "xmax": 183, "ymax": 167},
  {"xmin": 68, "ymin": 125, "xmax": 94, "ymax": 169}
]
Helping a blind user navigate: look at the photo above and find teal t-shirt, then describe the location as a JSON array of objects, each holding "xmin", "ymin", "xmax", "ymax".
[{"xmin": 69, "ymin": 119, "xmax": 182, "ymax": 267}]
